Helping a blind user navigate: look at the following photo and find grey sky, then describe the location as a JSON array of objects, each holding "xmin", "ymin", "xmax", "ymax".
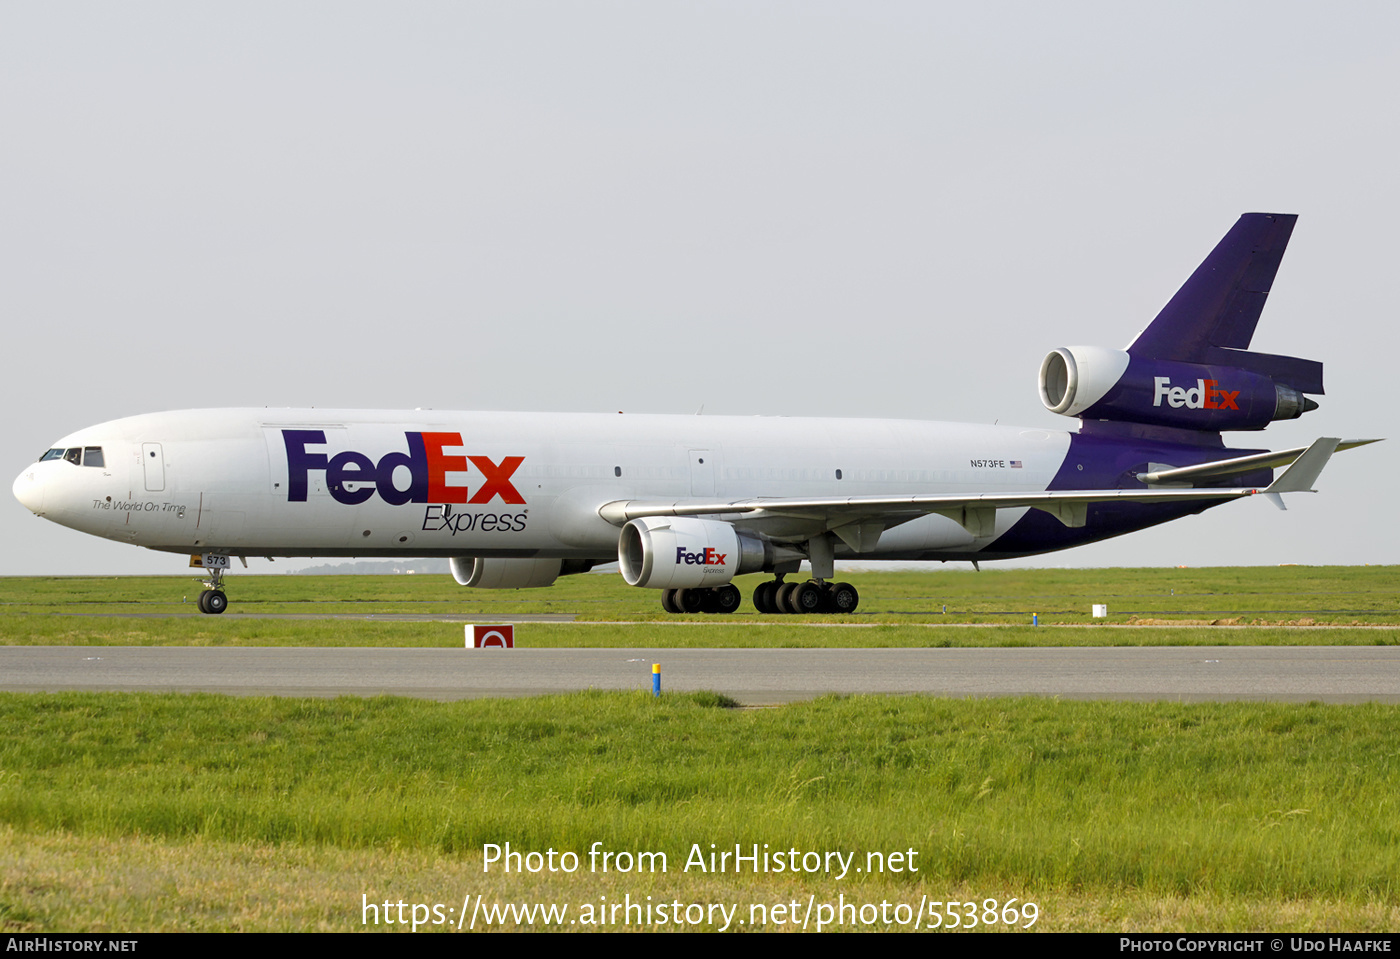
[{"xmin": 3, "ymin": 2, "xmax": 1395, "ymax": 576}]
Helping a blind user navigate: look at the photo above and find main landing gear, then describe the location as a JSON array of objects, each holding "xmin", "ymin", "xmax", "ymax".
[
  {"xmin": 749, "ymin": 533, "xmax": 861, "ymax": 614},
  {"xmin": 751, "ymin": 577, "xmax": 859, "ymax": 615},
  {"xmin": 661, "ymin": 584, "xmax": 742, "ymax": 614},
  {"xmin": 655, "ymin": 578, "xmax": 860, "ymax": 614}
]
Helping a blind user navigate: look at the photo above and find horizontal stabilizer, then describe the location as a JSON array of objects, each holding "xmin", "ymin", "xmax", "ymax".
[
  {"xmin": 1264, "ymin": 436, "xmax": 1340, "ymax": 494},
  {"xmin": 1137, "ymin": 438, "xmax": 1380, "ymax": 485}
]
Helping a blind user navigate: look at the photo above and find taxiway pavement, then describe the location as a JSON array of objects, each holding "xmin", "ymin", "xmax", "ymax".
[{"xmin": 1, "ymin": 646, "xmax": 1396, "ymax": 704}]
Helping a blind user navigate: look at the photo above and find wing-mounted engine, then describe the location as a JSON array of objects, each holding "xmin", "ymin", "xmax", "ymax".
[
  {"xmin": 1039, "ymin": 213, "xmax": 1322, "ymax": 434},
  {"xmin": 450, "ymin": 556, "xmax": 595, "ymax": 589},
  {"xmin": 618, "ymin": 516, "xmax": 770, "ymax": 589},
  {"xmin": 1039, "ymin": 346, "xmax": 1318, "ymax": 432}
]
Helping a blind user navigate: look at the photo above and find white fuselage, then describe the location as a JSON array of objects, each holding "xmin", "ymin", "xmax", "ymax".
[{"xmin": 14, "ymin": 408, "xmax": 1070, "ymax": 561}]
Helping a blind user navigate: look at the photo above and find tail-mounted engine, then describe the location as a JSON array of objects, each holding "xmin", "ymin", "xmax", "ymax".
[
  {"xmin": 1039, "ymin": 346, "xmax": 1318, "ymax": 432},
  {"xmin": 1039, "ymin": 214, "xmax": 1324, "ymax": 434},
  {"xmin": 619, "ymin": 516, "xmax": 769, "ymax": 589}
]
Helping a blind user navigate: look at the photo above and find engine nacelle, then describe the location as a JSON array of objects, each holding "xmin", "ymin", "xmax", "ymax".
[
  {"xmin": 1039, "ymin": 346, "xmax": 1317, "ymax": 431},
  {"xmin": 618, "ymin": 517, "xmax": 767, "ymax": 589},
  {"xmin": 450, "ymin": 556, "xmax": 563, "ymax": 589}
]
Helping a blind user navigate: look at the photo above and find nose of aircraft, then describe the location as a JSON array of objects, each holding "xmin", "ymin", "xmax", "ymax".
[{"xmin": 13, "ymin": 466, "xmax": 44, "ymax": 515}]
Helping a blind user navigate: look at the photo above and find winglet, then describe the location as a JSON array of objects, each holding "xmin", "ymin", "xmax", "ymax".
[{"xmin": 1263, "ymin": 437, "xmax": 1341, "ymax": 494}]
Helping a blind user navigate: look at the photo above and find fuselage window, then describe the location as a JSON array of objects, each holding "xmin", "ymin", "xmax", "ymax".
[
  {"xmin": 63, "ymin": 448, "xmax": 82, "ymax": 466},
  {"xmin": 83, "ymin": 447, "xmax": 105, "ymax": 468}
]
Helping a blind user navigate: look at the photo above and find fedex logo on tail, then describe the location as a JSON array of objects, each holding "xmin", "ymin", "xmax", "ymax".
[
  {"xmin": 282, "ymin": 430, "xmax": 525, "ymax": 506},
  {"xmin": 1152, "ymin": 377, "xmax": 1240, "ymax": 411},
  {"xmin": 676, "ymin": 546, "xmax": 727, "ymax": 567}
]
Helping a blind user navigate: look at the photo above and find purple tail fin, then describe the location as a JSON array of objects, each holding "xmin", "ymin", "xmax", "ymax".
[{"xmin": 1128, "ymin": 213, "xmax": 1323, "ymax": 394}]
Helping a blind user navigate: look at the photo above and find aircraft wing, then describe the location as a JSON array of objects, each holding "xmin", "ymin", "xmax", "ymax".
[{"xmin": 599, "ymin": 436, "xmax": 1347, "ymax": 542}]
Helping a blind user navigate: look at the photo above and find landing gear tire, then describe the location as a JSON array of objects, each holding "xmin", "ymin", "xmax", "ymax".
[
  {"xmin": 827, "ymin": 581, "xmax": 859, "ymax": 614},
  {"xmin": 200, "ymin": 590, "xmax": 228, "ymax": 615},
  {"xmin": 706, "ymin": 584, "xmax": 742, "ymax": 614},
  {"xmin": 790, "ymin": 581, "xmax": 825, "ymax": 614},
  {"xmin": 753, "ymin": 581, "xmax": 778, "ymax": 614},
  {"xmin": 674, "ymin": 588, "xmax": 706, "ymax": 613},
  {"xmin": 661, "ymin": 589, "xmax": 682, "ymax": 614},
  {"xmin": 775, "ymin": 582, "xmax": 799, "ymax": 614}
]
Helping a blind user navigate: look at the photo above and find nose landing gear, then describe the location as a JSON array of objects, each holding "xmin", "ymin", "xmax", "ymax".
[{"xmin": 195, "ymin": 558, "xmax": 230, "ymax": 615}]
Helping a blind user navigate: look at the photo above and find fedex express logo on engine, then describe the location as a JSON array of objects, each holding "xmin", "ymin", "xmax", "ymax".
[
  {"xmin": 1152, "ymin": 377, "xmax": 1240, "ymax": 411},
  {"xmin": 676, "ymin": 546, "xmax": 727, "ymax": 567},
  {"xmin": 282, "ymin": 430, "xmax": 524, "ymax": 506}
]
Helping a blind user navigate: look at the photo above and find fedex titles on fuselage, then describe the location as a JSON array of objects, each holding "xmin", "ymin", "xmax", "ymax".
[{"xmin": 281, "ymin": 430, "xmax": 528, "ymax": 534}]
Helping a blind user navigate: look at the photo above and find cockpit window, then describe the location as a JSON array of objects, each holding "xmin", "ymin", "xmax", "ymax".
[{"xmin": 39, "ymin": 446, "xmax": 106, "ymax": 467}]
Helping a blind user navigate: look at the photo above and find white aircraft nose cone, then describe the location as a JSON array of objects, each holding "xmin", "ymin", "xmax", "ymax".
[{"xmin": 13, "ymin": 467, "xmax": 44, "ymax": 515}]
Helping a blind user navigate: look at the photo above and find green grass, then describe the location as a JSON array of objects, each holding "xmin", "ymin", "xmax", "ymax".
[
  {"xmin": 0, "ymin": 568, "xmax": 1395, "ymax": 650},
  {"xmin": 0, "ymin": 691, "xmax": 1397, "ymax": 930},
  {"xmin": 3, "ymin": 566, "xmax": 1398, "ymax": 621}
]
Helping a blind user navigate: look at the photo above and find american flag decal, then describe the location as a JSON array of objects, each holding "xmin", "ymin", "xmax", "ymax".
[{"xmin": 1010, "ymin": 460, "xmax": 1023, "ymax": 468}]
